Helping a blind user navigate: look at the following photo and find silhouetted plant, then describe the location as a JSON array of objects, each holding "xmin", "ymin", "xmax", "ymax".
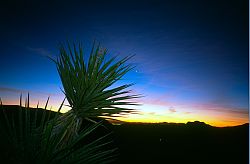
[
  {"xmin": 52, "ymin": 41, "xmax": 140, "ymax": 119},
  {"xmin": 0, "ymin": 95, "xmax": 116, "ymax": 163},
  {"xmin": 50, "ymin": 41, "xmax": 140, "ymax": 144},
  {"xmin": 0, "ymin": 41, "xmax": 139, "ymax": 163}
]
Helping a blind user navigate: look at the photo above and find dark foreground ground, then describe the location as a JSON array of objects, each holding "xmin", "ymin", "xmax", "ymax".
[
  {"xmin": 0, "ymin": 105, "xmax": 248, "ymax": 164},
  {"xmin": 113, "ymin": 122, "xmax": 249, "ymax": 164}
]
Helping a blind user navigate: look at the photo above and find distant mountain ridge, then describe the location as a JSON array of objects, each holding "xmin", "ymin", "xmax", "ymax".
[
  {"xmin": 111, "ymin": 119, "xmax": 249, "ymax": 128},
  {"xmin": 0, "ymin": 105, "xmax": 249, "ymax": 128},
  {"xmin": 186, "ymin": 120, "xmax": 211, "ymax": 127}
]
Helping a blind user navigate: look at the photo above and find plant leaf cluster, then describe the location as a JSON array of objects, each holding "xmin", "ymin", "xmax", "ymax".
[
  {"xmin": 0, "ymin": 96, "xmax": 116, "ymax": 164},
  {"xmin": 52, "ymin": 41, "xmax": 140, "ymax": 119}
]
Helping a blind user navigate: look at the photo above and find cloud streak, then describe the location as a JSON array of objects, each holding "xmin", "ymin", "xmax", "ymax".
[
  {"xmin": 26, "ymin": 47, "xmax": 52, "ymax": 57},
  {"xmin": 169, "ymin": 107, "xmax": 176, "ymax": 113},
  {"xmin": 0, "ymin": 87, "xmax": 26, "ymax": 94},
  {"xmin": 0, "ymin": 86, "xmax": 59, "ymax": 96}
]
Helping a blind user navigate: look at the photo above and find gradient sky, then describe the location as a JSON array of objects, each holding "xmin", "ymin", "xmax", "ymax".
[{"xmin": 0, "ymin": 0, "xmax": 248, "ymax": 127}]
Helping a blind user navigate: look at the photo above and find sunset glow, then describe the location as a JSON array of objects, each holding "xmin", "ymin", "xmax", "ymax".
[
  {"xmin": 1, "ymin": 94, "xmax": 248, "ymax": 127},
  {"xmin": 0, "ymin": 0, "xmax": 248, "ymax": 128}
]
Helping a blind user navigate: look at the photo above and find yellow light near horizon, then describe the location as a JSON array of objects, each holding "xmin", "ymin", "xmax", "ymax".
[
  {"xmin": 115, "ymin": 103, "xmax": 249, "ymax": 127},
  {"xmin": 117, "ymin": 111, "xmax": 199, "ymax": 123},
  {"xmin": 2, "ymin": 97, "xmax": 248, "ymax": 127},
  {"xmin": 116, "ymin": 112, "xmax": 248, "ymax": 127}
]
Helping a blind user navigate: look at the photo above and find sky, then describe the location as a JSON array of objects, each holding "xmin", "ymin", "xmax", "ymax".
[{"xmin": 0, "ymin": 0, "xmax": 248, "ymax": 127}]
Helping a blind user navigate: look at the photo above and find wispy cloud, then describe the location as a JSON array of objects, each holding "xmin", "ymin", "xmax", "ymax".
[
  {"xmin": 0, "ymin": 86, "xmax": 59, "ymax": 96},
  {"xmin": 179, "ymin": 102, "xmax": 249, "ymax": 117},
  {"xmin": 169, "ymin": 107, "xmax": 176, "ymax": 113},
  {"xmin": 26, "ymin": 47, "xmax": 52, "ymax": 57},
  {"xmin": 140, "ymin": 97, "xmax": 172, "ymax": 107},
  {"xmin": 0, "ymin": 87, "xmax": 26, "ymax": 94}
]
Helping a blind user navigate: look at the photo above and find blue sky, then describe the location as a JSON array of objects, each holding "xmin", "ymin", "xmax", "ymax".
[{"xmin": 0, "ymin": 0, "xmax": 248, "ymax": 126}]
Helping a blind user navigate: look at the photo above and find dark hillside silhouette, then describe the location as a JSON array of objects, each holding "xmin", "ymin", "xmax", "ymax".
[
  {"xmin": 0, "ymin": 105, "xmax": 248, "ymax": 164},
  {"xmin": 0, "ymin": 105, "xmax": 115, "ymax": 163},
  {"xmin": 113, "ymin": 122, "xmax": 248, "ymax": 164}
]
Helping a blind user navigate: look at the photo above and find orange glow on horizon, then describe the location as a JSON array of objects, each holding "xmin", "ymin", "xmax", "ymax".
[
  {"xmin": 115, "ymin": 113, "xmax": 249, "ymax": 127},
  {"xmin": 112, "ymin": 103, "xmax": 249, "ymax": 127},
  {"xmin": 1, "ymin": 98, "xmax": 248, "ymax": 127}
]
